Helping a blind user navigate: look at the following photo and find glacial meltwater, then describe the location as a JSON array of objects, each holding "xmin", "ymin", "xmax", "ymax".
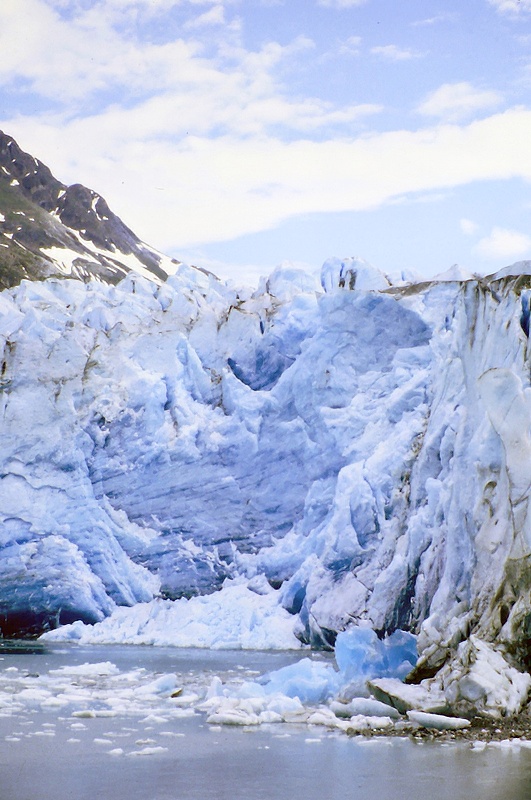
[{"xmin": 1, "ymin": 643, "xmax": 530, "ymax": 800}]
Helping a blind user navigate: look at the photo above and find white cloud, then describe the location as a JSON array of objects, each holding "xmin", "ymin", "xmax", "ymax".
[
  {"xmin": 0, "ymin": 3, "xmax": 299, "ymax": 128},
  {"xmin": 0, "ymin": 1, "xmax": 191, "ymax": 101},
  {"xmin": 370, "ymin": 44, "xmax": 421, "ymax": 61},
  {"xmin": 184, "ymin": 5, "xmax": 225, "ymax": 29},
  {"xmin": 8, "ymin": 107, "xmax": 531, "ymax": 255},
  {"xmin": 317, "ymin": 0, "xmax": 368, "ymax": 8},
  {"xmin": 0, "ymin": 1, "xmax": 244, "ymax": 103},
  {"xmin": 417, "ymin": 82, "xmax": 504, "ymax": 122},
  {"xmin": 89, "ymin": 0, "xmax": 218, "ymax": 9},
  {"xmin": 411, "ymin": 13, "xmax": 457, "ymax": 26},
  {"xmin": 49, "ymin": 0, "xmax": 219, "ymax": 25},
  {"xmin": 389, "ymin": 190, "xmax": 451, "ymax": 207},
  {"xmin": 0, "ymin": 0, "xmax": 372, "ymax": 141},
  {"xmin": 338, "ymin": 35, "xmax": 362, "ymax": 55},
  {"xmin": 488, "ymin": 0, "xmax": 531, "ymax": 15},
  {"xmin": 460, "ymin": 218, "xmax": 479, "ymax": 236},
  {"xmin": 473, "ymin": 226, "xmax": 531, "ymax": 259},
  {"xmin": 2, "ymin": 0, "xmax": 531, "ymax": 268}
]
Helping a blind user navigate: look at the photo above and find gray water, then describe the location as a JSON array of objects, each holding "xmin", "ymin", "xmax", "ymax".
[{"xmin": 1, "ymin": 643, "xmax": 530, "ymax": 800}]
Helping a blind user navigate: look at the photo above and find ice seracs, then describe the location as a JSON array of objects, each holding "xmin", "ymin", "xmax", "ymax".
[
  {"xmin": 432, "ymin": 263, "xmax": 474, "ymax": 282},
  {"xmin": 320, "ymin": 256, "xmax": 391, "ymax": 292},
  {"xmin": 2, "ymin": 254, "xmax": 531, "ymax": 720}
]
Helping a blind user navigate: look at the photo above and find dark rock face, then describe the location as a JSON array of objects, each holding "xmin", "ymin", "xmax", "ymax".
[
  {"xmin": 0, "ymin": 134, "xmax": 63, "ymax": 209},
  {"xmin": 0, "ymin": 131, "xmax": 172, "ymax": 289}
]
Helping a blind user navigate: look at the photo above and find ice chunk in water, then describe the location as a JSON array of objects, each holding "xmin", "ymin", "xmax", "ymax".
[
  {"xmin": 254, "ymin": 629, "xmax": 416, "ymax": 708},
  {"xmin": 335, "ymin": 628, "xmax": 417, "ymax": 683},
  {"xmin": 259, "ymin": 658, "xmax": 339, "ymax": 705}
]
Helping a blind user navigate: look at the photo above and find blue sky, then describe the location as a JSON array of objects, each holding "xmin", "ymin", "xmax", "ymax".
[{"xmin": 1, "ymin": 0, "xmax": 531, "ymax": 285}]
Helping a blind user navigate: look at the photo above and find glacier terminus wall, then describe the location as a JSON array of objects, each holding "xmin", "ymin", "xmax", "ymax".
[{"xmin": 1, "ymin": 257, "xmax": 531, "ymax": 716}]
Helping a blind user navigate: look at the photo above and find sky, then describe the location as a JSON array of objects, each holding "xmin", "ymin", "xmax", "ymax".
[{"xmin": 1, "ymin": 0, "xmax": 531, "ymax": 285}]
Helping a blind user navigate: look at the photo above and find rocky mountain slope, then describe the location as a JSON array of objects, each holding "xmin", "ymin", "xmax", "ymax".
[{"xmin": 0, "ymin": 131, "xmax": 177, "ymax": 289}]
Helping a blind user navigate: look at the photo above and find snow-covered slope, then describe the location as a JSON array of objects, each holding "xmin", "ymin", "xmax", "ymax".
[
  {"xmin": 1, "ymin": 256, "xmax": 531, "ymax": 716},
  {"xmin": 0, "ymin": 131, "xmax": 178, "ymax": 289}
]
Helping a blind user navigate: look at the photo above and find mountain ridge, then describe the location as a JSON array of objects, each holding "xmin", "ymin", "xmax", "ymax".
[{"xmin": 0, "ymin": 131, "xmax": 177, "ymax": 290}]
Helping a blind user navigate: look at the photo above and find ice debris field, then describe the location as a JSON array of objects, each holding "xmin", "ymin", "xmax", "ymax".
[
  {"xmin": 1, "ymin": 631, "xmax": 480, "ymax": 748},
  {"xmin": 2, "ymin": 632, "xmax": 530, "ymax": 755}
]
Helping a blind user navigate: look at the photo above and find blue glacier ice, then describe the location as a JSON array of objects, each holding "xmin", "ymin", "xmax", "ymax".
[
  {"xmin": 2, "ymin": 257, "xmax": 531, "ymax": 717},
  {"xmin": 334, "ymin": 628, "xmax": 417, "ymax": 682},
  {"xmin": 256, "ymin": 627, "xmax": 417, "ymax": 705},
  {"xmin": 258, "ymin": 658, "xmax": 339, "ymax": 705}
]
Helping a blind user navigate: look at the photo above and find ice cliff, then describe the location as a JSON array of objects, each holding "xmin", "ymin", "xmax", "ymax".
[{"xmin": 1, "ymin": 256, "xmax": 531, "ymax": 717}]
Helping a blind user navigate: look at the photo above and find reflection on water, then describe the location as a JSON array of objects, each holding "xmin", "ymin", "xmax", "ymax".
[{"xmin": 0, "ymin": 644, "xmax": 530, "ymax": 800}]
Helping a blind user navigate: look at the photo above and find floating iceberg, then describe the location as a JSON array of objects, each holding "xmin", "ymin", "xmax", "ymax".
[
  {"xmin": 258, "ymin": 658, "xmax": 339, "ymax": 705},
  {"xmin": 256, "ymin": 627, "xmax": 417, "ymax": 706},
  {"xmin": 335, "ymin": 628, "xmax": 417, "ymax": 683}
]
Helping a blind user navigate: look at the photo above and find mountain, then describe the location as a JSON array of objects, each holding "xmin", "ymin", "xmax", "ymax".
[{"xmin": 0, "ymin": 131, "xmax": 177, "ymax": 290}]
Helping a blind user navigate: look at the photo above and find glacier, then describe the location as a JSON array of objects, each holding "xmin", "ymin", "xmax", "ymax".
[{"xmin": 2, "ymin": 256, "xmax": 531, "ymax": 717}]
